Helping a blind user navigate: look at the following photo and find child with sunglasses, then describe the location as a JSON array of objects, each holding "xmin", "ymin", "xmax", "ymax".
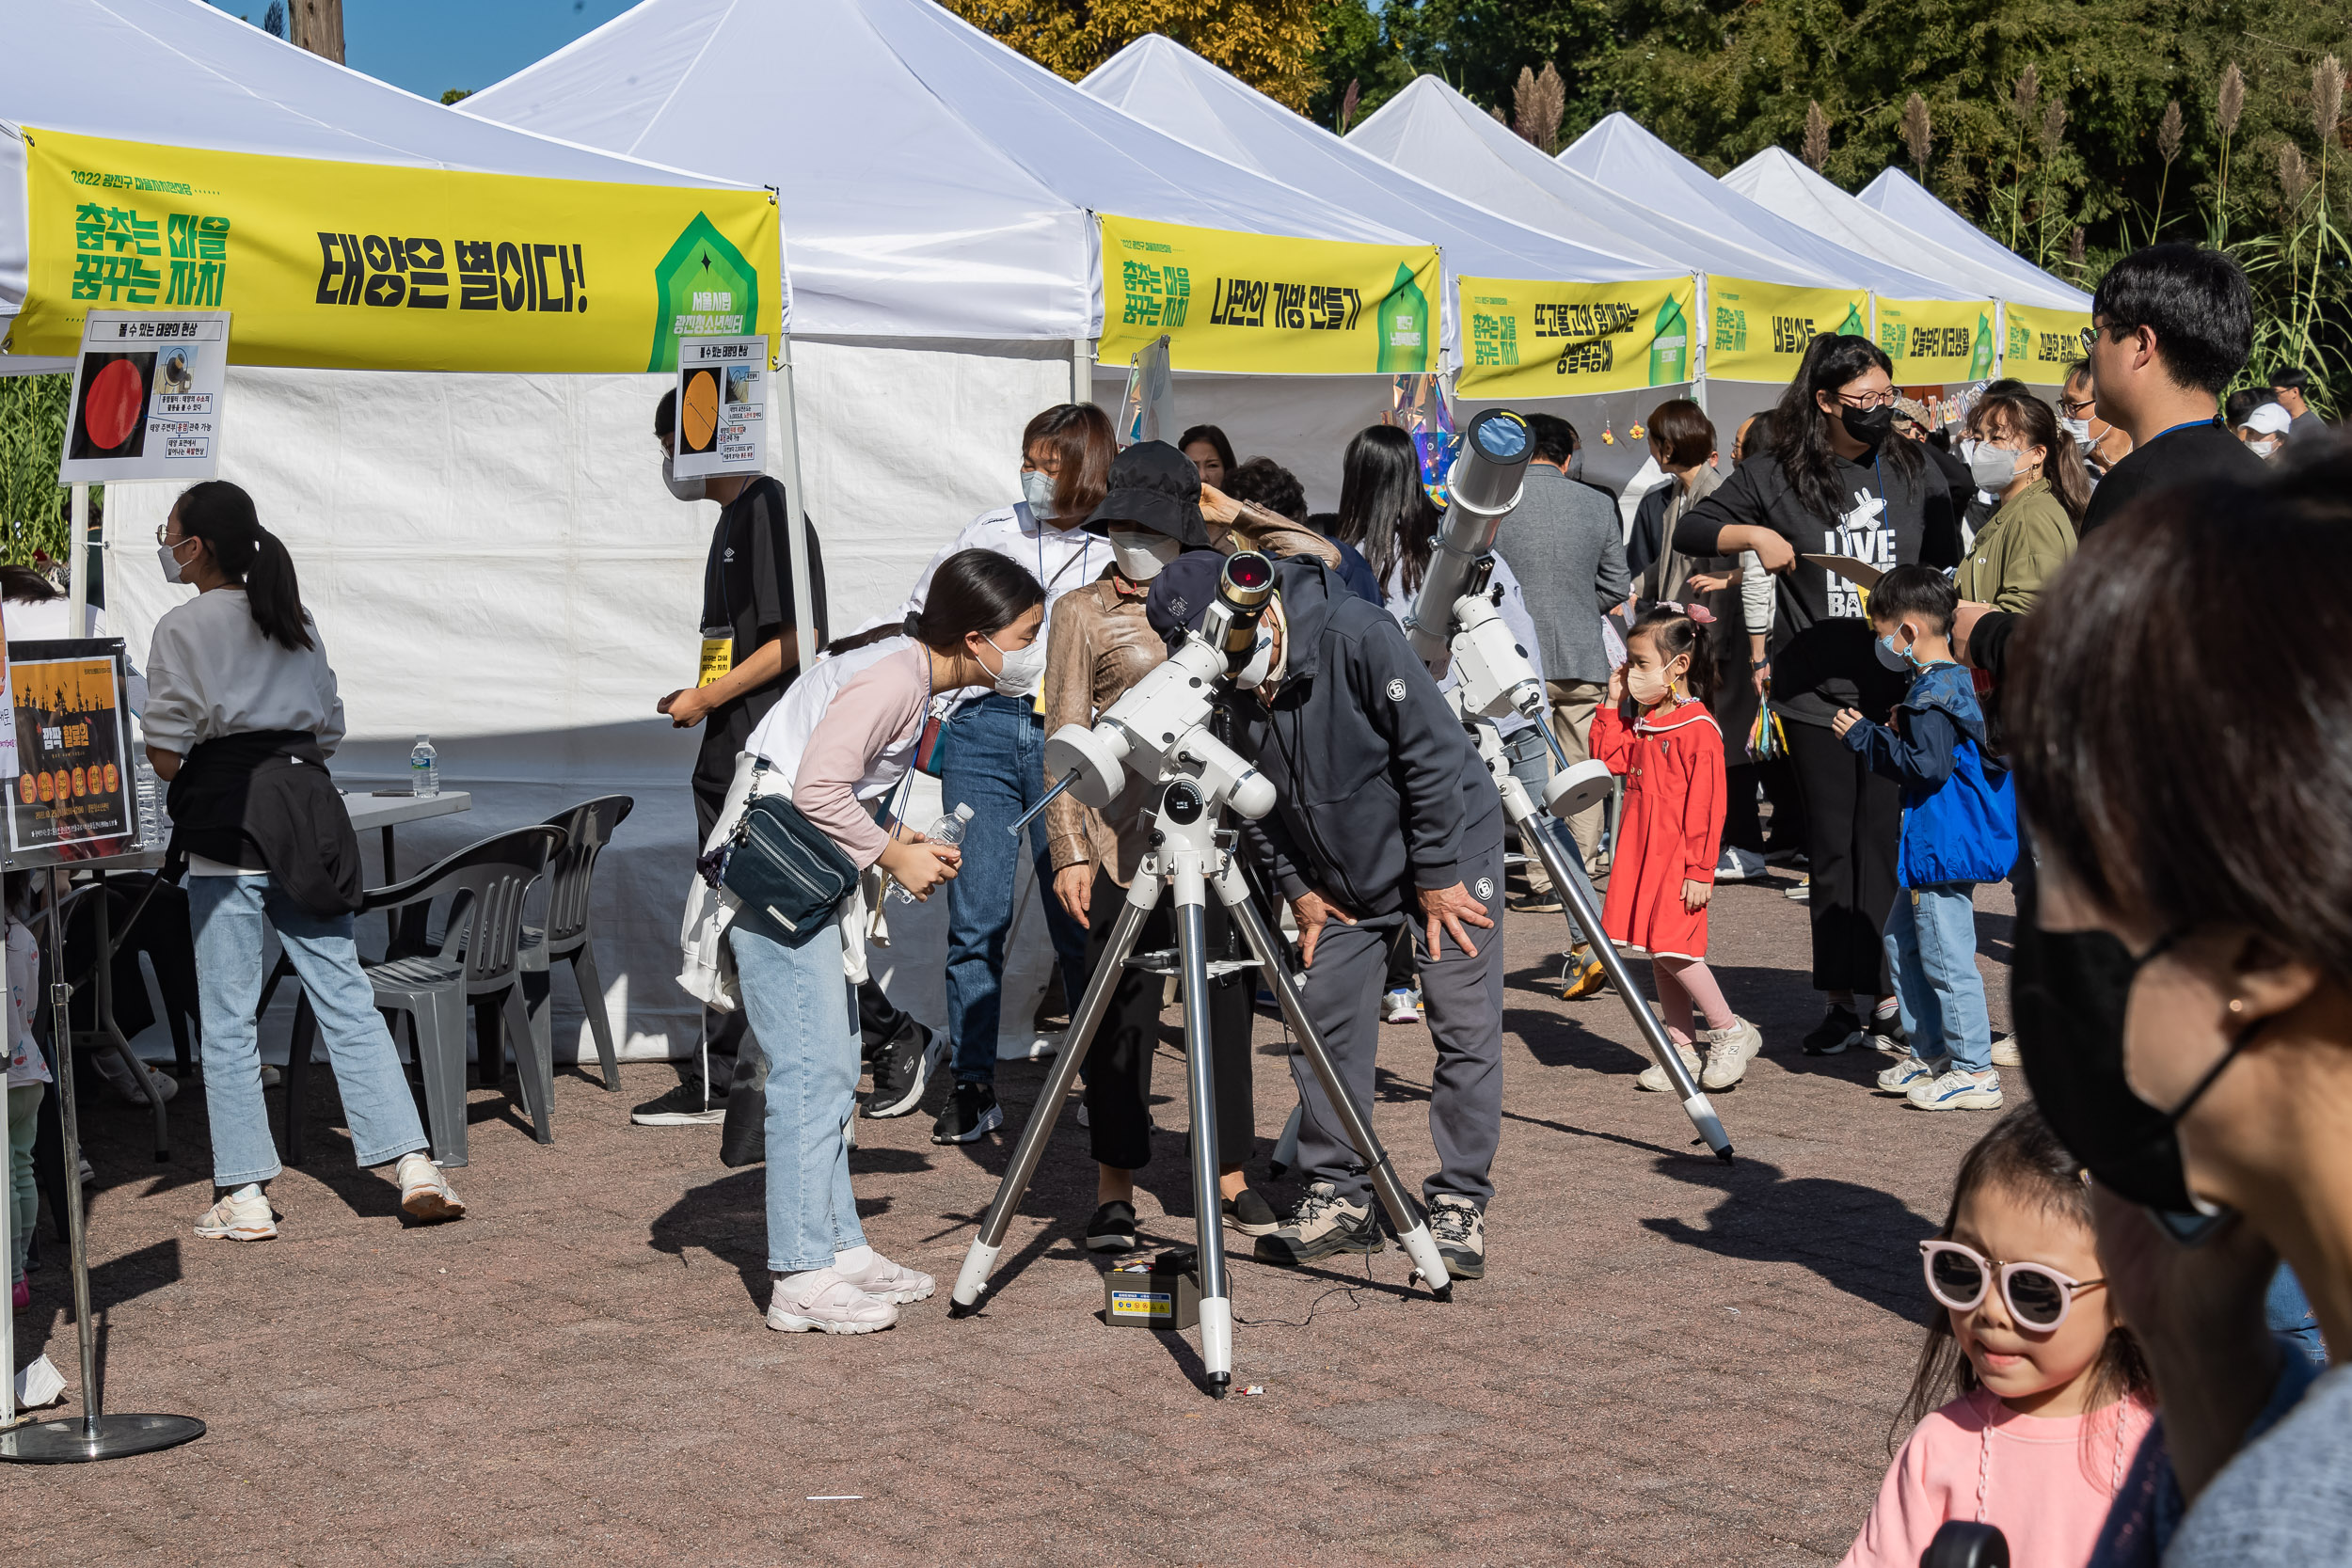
[{"xmin": 1842, "ymin": 1107, "xmax": 2153, "ymax": 1568}]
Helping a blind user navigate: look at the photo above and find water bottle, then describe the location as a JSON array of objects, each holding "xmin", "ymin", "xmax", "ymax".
[
  {"xmin": 409, "ymin": 735, "xmax": 439, "ymax": 799},
  {"xmin": 134, "ymin": 754, "xmax": 169, "ymax": 849},
  {"xmin": 894, "ymin": 802, "xmax": 973, "ymax": 904}
]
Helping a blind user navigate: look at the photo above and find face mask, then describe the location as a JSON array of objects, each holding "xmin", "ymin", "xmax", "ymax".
[
  {"xmin": 159, "ymin": 541, "xmax": 191, "ymax": 583},
  {"xmin": 1020, "ymin": 470, "xmax": 1057, "ymax": 515},
  {"xmin": 662, "ymin": 452, "xmax": 707, "ymax": 503},
  {"xmin": 981, "ymin": 632, "xmax": 1047, "ymax": 698},
  {"xmin": 1107, "ymin": 526, "xmax": 1181, "ymax": 583},
  {"xmin": 1874, "ymin": 629, "xmax": 1915, "ymax": 671},
  {"xmin": 2058, "ymin": 416, "xmax": 2093, "ymax": 446},
  {"xmin": 1233, "ymin": 625, "xmax": 1275, "ymax": 688},
  {"xmin": 1956, "ymin": 437, "xmax": 1979, "ymax": 464},
  {"xmin": 1839, "ymin": 402, "xmax": 1897, "ymax": 448},
  {"xmin": 1968, "ymin": 445, "xmax": 2021, "ymax": 490},
  {"xmin": 1625, "ymin": 661, "xmax": 1677, "ymax": 706},
  {"xmin": 2249, "ymin": 437, "xmax": 2282, "ymax": 459}
]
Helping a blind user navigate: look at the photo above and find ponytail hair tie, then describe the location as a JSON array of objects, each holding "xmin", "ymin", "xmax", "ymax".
[{"xmin": 1655, "ymin": 599, "xmax": 1718, "ymax": 625}]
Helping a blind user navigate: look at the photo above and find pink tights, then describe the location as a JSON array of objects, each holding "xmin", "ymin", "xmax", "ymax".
[{"xmin": 1652, "ymin": 956, "xmax": 1735, "ymax": 1043}]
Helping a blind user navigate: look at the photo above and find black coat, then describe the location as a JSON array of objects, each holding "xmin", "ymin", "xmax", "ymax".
[{"xmin": 166, "ymin": 729, "xmax": 365, "ymax": 918}]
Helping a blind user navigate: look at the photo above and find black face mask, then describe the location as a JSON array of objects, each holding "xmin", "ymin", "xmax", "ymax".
[{"xmin": 1837, "ymin": 402, "xmax": 1897, "ymax": 448}]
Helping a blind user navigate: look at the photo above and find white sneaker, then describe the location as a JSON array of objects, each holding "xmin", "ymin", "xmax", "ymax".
[
  {"xmin": 395, "ymin": 1152, "xmax": 467, "ymax": 1223},
  {"xmin": 1383, "ymin": 988, "xmax": 1422, "ymax": 1024},
  {"xmin": 1636, "ymin": 1042, "xmax": 1702, "ymax": 1092},
  {"xmin": 1713, "ymin": 846, "xmax": 1767, "ymax": 882},
  {"xmin": 1698, "ymin": 1018, "xmax": 1764, "ymax": 1089},
  {"xmin": 1907, "ymin": 1068, "xmax": 2005, "ymax": 1111},
  {"xmin": 767, "ymin": 1268, "xmax": 898, "ymax": 1334},
  {"xmin": 833, "ymin": 1249, "xmax": 936, "ymax": 1305},
  {"xmin": 1877, "ymin": 1053, "xmax": 1947, "ymax": 1094},
  {"xmin": 1990, "ymin": 1035, "xmax": 2022, "ymax": 1068},
  {"xmin": 194, "ymin": 1184, "xmax": 278, "ymax": 1242}
]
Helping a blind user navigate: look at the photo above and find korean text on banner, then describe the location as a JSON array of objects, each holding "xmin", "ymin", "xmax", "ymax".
[
  {"xmin": 1097, "ymin": 214, "xmax": 1439, "ymax": 375},
  {"xmin": 1875, "ymin": 298, "xmax": 1996, "ymax": 386},
  {"xmin": 9, "ymin": 129, "xmax": 779, "ymax": 374},
  {"xmin": 1704, "ymin": 276, "xmax": 1867, "ymax": 384},
  {"xmin": 1454, "ymin": 276, "xmax": 1696, "ymax": 397},
  {"xmin": 2001, "ymin": 301, "xmax": 2095, "ymax": 383}
]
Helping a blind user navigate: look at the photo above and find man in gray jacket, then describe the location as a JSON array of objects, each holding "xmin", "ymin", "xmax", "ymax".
[{"xmin": 1491, "ymin": 414, "xmax": 1631, "ymax": 875}]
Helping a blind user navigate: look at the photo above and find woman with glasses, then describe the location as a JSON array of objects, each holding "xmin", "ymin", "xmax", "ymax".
[{"xmin": 1674, "ymin": 334, "xmax": 1940, "ymax": 1062}]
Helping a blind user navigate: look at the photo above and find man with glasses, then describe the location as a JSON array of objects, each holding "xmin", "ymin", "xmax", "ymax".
[{"xmin": 2058, "ymin": 360, "xmax": 2133, "ymax": 482}]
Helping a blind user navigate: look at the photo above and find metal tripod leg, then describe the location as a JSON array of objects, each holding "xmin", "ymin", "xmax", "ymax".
[
  {"xmin": 948, "ymin": 881, "xmax": 1159, "ymax": 1317},
  {"xmin": 1172, "ymin": 883, "xmax": 1233, "ymax": 1396},
  {"xmin": 1216, "ymin": 863, "xmax": 1454, "ymax": 1299}
]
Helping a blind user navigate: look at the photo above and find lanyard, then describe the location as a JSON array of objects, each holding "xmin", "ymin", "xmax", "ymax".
[
  {"xmin": 2146, "ymin": 417, "xmax": 2218, "ymax": 447},
  {"xmin": 1028, "ymin": 504, "xmax": 1091, "ymax": 595}
]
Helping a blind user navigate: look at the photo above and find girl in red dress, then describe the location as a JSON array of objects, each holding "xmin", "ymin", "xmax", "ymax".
[{"xmin": 1592, "ymin": 606, "xmax": 1765, "ymax": 1091}]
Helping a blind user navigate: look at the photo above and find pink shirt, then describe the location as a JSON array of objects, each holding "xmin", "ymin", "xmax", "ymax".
[
  {"xmin": 1842, "ymin": 1390, "xmax": 2154, "ymax": 1568},
  {"xmin": 790, "ymin": 646, "xmax": 931, "ymax": 869}
]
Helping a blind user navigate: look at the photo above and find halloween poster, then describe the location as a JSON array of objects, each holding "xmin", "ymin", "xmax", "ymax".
[{"xmin": 8, "ymin": 651, "xmax": 132, "ymax": 855}]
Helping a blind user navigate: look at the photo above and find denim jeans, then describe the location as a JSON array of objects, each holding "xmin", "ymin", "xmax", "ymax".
[
  {"xmin": 1883, "ymin": 882, "xmax": 1992, "ymax": 1073},
  {"xmin": 187, "ymin": 874, "xmax": 429, "ymax": 1186},
  {"xmin": 938, "ymin": 693, "xmax": 1092, "ymax": 1085},
  {"xmin": 729, "ymin": 916, "xmax": 864, "ymax": 1274}
]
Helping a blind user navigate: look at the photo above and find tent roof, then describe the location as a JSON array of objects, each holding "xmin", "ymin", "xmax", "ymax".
[
  {"xmin": 467, "ymin": 0, "xmax": 1423, "ymax": 342},
  {"xmin": 1558, "ymin": 113, "xmax": 1957, "ymax": 300},
  {"xmin": 1081, "ymin": 36, "xmax": 1670, "ymax": 287},
  {"xmin": 1724, "ymin": 149, "xmax": 2045, "ymax": 307},
  {"xmin": 1857, "ymin": 166, "xmax": 2091, "ymax": 310},
  {"xmin": 1348, "ymin": 78, "xmax": 1854, "ymax": 289}
]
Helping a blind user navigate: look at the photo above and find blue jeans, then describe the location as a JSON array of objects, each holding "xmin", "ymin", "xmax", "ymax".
[
  {"xmin": 188, "ymin": 874, "xmax": 428, "ymax": 1186},
  {"xmin": 1883, "ymin": 882, "xmax": 1992, "ymax": 1073},
  {"xmin": 729, "ymin": 916, "xmax": 864, "ymax": 1274},
  {"xmin": 938, "ymin": 694, "xmax": 1092, "ymax": 1085}
]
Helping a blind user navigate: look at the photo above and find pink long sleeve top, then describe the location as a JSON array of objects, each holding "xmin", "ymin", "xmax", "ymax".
[{"xmin": 787, "ymin": 644, "xmax": 931, "ymax": 869}]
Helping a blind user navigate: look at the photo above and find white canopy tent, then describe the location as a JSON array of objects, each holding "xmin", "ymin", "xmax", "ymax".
[{"xmin": 1856, "ymin": 167, "xmax": 2092, "ymax": 311}]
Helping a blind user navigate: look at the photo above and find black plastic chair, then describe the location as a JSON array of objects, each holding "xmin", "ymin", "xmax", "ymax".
[
  {"xmin": 519, "ymin": 795, "xmax": 634, "ymax": 1091},
  {"xmin": 279, "ymin": 824, "xmax": 564, "ymax": 1168}
]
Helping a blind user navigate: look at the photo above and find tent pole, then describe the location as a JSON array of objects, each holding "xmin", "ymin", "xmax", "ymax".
[
  {"xmin": 772, "ymin": 335, "xmax": 821, "ymax": 673},
  {"xmin": 1072, "ymin": 339, "xmax": 1095, "ymax": 407},
  {"xmin": 1691, "ymin": 275, "xmax": 1708, "ymax": 416},
  {"xmin": 67, "ymin": 483, "xmax": 89, "ymax": 628}
]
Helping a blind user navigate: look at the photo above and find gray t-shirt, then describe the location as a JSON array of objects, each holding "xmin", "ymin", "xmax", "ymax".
[
  {"xmin": 2289, "ymin": 408, "xmax": 2328, "ymax": 446},
  {"xmin": 2169, "ymin": 1362, "xmax": 2352, "ymax": 1564}
]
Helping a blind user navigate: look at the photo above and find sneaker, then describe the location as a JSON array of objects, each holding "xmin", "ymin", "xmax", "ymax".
[
  {"xmin": 766, "ymin": 1269, "xmax": 898, "ymax": 1335},
  {"xmin": 833, "ymin": 1249, "xmax": 936, "ymax": 1305},
  {"xmin": 1255, "ymin": 1181, "xmax": 1383, "ymax": 1267},
  {"xmin": 1086, "ymin": 1200, "xmax": 1139, "ymax": 1253},
  {"xmin": 1907, "ymin": 1068, "xmax": 2005, "ymax": 1112},
  {"xmin": 1714, "ymin": 846, "xmax": 1767, "ymax": 882},
  {"xmin": 1764, "ymin": 845, "xmax": 1807, "ymax": 867},
  {"xmin": 395, "ymin": 1152, "xmax": 466, "ymax": 1223},
  {"xmin": 194, "ymin": 1184, "xmax": 277, "ymax": 1242},
  {"xmin": 1990, "ymin": 1034, "xmax": 2021, "ymax": 1068},
  {"xmin": 10, "ymin": 1276, "xmax": 27, "ymax": 1309},
  {"xmin": 630, "ymin": 1076, "xmax": 723, "ymax": 1127},
  {"xmin": 1383, "ymin": 988, "xmax": 1422, "ymax": 1024},
  {"xmin": 1427, "ymin": 1195, "xmax": 1486, "ymax": 1281},
  {"xmin": 1510, "ymin": 884, "xmax": 1564, "ymax": 913},
  {"xmin": 931, "ymin": 1082, "xmax": 1003, "ymax": 1145},
  {"xmin": 97, "ymin": 1056, "xmax": 179, "ymax": 1105},
  {"xmin": 864, "ymin": 1022, "xmax": 946, "ymax": 1118},
  {"xmin": 1698, "ymin": 1017, "xmax": 1764, "ymax": 1089},
  {"xmin": 1636, "ymin": 1042, "xmax": 1702, "ymax": 1093},
  {"xmin": 1221, "ymin": 1187, "xmax": 1280, "ymax": 1238},
  {"xmin": 1801, "ymin": 1005, "xmax": 1862, "ymax": 1056},
  {"xmin": 1560, "ymin": 946, "xmax": 1609, "ymax": 1000},
  {"xmin": 1876, "ymin": 1053, "xmax": 1948, "ymax": 1095},
  {"xmin": 1866, "ymin": 1009, "xmax": 1909, "ymax": 1055},
  {"xmin": 1785, "ymin": 875, "xmax": 1810, "ymax": 903}
]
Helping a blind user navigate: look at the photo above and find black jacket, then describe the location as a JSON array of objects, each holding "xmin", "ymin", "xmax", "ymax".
[
  {"xmin": 166, "ymin": 729, "xmax": 365, "ymax": 918},
  {"xmin": 1227, "ymin": 560, "xmax": 1500, "ymax": 915}
]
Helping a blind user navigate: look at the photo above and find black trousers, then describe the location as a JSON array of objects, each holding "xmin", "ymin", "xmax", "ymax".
[
  {"xmin": 1078, "ymin": 867, "xmax": 1254, "ymax": 1172},
  {"xmin": 1723, "ymin": 762, "xmax": 1765, "ymax": 854},
  {"xmin": 1785, "ymin": 718, "xmax": 1901, "ymax": 994}
]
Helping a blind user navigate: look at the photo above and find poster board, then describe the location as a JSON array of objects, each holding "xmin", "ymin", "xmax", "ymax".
[
  {"xmin": 58, "ymin": 311, "xmax": 230, "ymax": 483},
  {"xmin": 672, "ymin": 335, "xmax": 768, "ymax": 480},
  {"xmin": 0, "ymin": 641, "xmax": 141, "ymax": 870}
]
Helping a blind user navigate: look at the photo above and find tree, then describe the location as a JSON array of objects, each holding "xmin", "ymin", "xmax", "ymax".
[{"xmin": 942, "ymin": 0, "xmax": 1325, "ymax": 110}]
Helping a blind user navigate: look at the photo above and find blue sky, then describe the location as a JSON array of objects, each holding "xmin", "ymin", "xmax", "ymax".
[{"xmin": 209, "ymin": 1, "xmax": 640, "ymax": 99}]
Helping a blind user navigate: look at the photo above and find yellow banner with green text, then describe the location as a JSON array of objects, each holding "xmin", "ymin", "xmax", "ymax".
[
  {"xmin": 1875, "ymin": 297, "xmax": 1997, "ymax": 385},
  {"xmin": 1704, "ymin": 276, "xmax": 1867, "ymax": 383},
  {"xmin": 1452, "ymin": 276, "xmax": 1696, "ymax": 397},
  {"xmin": 10, "ymin": 128, "xmax": 779, "ymax": 373},
  {"xmin": 2000, "ymin": 301, "xmax": 2095, "ymax": 383},
  {"xmin": 1097, "ymin": 214, "xmax": 1439, "ymax": 375}
]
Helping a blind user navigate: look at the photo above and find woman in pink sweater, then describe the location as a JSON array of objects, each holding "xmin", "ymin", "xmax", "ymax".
[
  {"xmin": 736, "ymin": 549, "xmax": 1045, "ymax": 1337},
  {"xmin": 1843, "ymin": 1106, "xmax": 2154, "ymax": 1568}
]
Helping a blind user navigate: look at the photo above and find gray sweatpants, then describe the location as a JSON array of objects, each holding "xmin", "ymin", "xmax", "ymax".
[{"xmin": 1288, "ymin": 812, "xmax": 1507, "ymax": 1212}]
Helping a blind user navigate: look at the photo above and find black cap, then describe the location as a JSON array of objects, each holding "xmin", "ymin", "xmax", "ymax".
[
  {"xmin": 1143, "ymin": 548, "xmax": 1232, "ymax": 639},
  {"xmin": 1085, "ymin": 440, "xmax": 1212, "ymax": 546}
]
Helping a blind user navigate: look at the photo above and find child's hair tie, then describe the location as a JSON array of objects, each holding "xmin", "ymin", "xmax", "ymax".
[{"xmin": 1654, "ymin": 599, "xmax": 1717, "ymax": 625}]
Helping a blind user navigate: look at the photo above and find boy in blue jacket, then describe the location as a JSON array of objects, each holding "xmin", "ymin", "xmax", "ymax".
[{"xmin": 1832, "ymin": 566, "xmax": 2016, "ymax": 1111}]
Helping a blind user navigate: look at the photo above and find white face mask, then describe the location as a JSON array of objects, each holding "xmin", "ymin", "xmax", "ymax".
[
  {"xmin": 2249, "ymin": 436, "xmax": 2282, "ymax": 459},
  {"xmin": 1020, "ymin": 470, "xmax": 1057, "ymax": 515},
  {"xmin": 2058, "ymin": 416, "xmax": 2092, "ymax": 446},
  {"xmin": 1234, "ymin": 625, "xmax": 1275, "ymax": 688},
  {"xmin": 1968, "ymin": 444, "xmax": 2022, "ymax": 491},
  {"xmin": 982, "ymin": 632, "xmax": 1047, "ymax": 698},
  {"xmin": 158, "ymin": 541, "xmax": 190, "ymax": 583},
  {"xmin": 1106, "ymin": 526, "xmax": 1182, "ymax": 583},
  {"xmin": 662, "ymin": 451, "xmax": 707, "ymax": 503}
]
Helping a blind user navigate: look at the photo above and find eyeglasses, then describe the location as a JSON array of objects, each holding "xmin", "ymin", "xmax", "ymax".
[
  {"xmin": 1836, "ymin": 389, "xmax": 1899, "ymax": 411},
  {"xmin": 154, "ymin": 526, "xmax": 190, "ymax": 547},
  {"xmin": 2057, "ymin": 393, "xmax": 2097, "ymax": 418},
  {"xmin": 2080, "ymin": 325, "xmax": 2099, "ymax": 354},
  {"xmin": 1920, "ymin": 1239, "xmax": 2105, "ymax": 1331}
]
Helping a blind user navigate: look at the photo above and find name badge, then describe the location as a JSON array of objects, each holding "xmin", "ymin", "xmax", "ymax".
[{"xmin": 697, "ymin": 626, "xmax": 734, "ymax": 689}]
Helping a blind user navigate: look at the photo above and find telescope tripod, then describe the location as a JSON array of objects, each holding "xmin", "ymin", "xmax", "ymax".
[{"xmin": 949, "ymin": 773, "xmax": 1454, "ymax": 1397}]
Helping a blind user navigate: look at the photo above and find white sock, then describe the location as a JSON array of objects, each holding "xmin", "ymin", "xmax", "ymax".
[
  {"xmin": 833, "ymin": 1244, "xmax": 875, "ymax": 1274},
  {"xmin": 1873, "ymin": 996, "xmax": 1899, "ymax": 1019},
  {"xmin": 778, "ymin": 1268, "xmax": 829, "ymax": 1291},
  {"xmin": 230, "ymin": 1182, "xmax": 263, "ymax": 1202}
]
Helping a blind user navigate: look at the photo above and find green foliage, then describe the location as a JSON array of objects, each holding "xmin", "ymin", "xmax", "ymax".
[
  {"xmin": 0, "ymin": 375, "xmax": 71, "ymax": 568},
  {"xmin": 1309, "ymin": 0, "xmax": 1615, "ymax": 131}
]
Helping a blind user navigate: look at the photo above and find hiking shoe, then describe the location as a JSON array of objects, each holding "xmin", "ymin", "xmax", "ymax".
[
  {"xmin": 1784, "ymin": 875, "xmax": 1810, "ymax": 903},
  {"xmin": 1714, "ymin": 846, "xmax": 1767, "ymax": 882},
  {"xmin": 1427, "ymin": 1195, "xmax": 1486, "ymax": 1281},
  {"xmin": 1877, "ymin": 1053, "xmax": 1948, "ymax": 1095},
  {"xmin": 1255, "ymin": 1181, "xmax": 1383, "ymax": 1267},
  {"xmin": 766, "ymin": 1269, "xmax": 898, "ymax": 1335},
  {"xmin": 1801, "ymin": 1005, "xmax": 1862, "ymax": 1056},
  {"xmin": 1698, "ymin": 1017, "xmax": 1764, "ymax": 1089},
  {"xmin": 395, "ymin": 1152, "xmax": 466, "ymax": 1223},
  {"xmin": 630, "ymin": 1076, "xmax": 723, "ymax": 1127},
  {"xmin": 864, "ymin": 1022, "xmax": 946, "ymax": 1118},
  {"xmin": 1560, "ymin": 946, "xmax": 1608, "ymax": 1000},
  {"xmin": 1086, "ymin": 1200, "xmax": 1140, "ymax": 1252},
  {"xmin": 1907, "ymin": 1069, "xmax": 2004, "ymax": 1112},
  {"xmin": 1383, "ymin": 988, "xmax": 1422, "ymax": 1024},
  {"xmin": 1865, "ymin": 1010, "xmax": 1909, "ymax": 1055},
  {"xmin": 931, "ymin": 1082, "xmax": 1003, "ymax": 1145},
  {"xmin": 1990, "ymin": 1034, "xmax": 2021, "ymax": 1068},
  {"xmin": 834, "ymin": 1249, "xmax": 935, "ymax": 1305},
  {"xmin": 1222, "ymin": 1187, "xmax": 1280, "ymax": 1238},
  {"xmin": 1637, "ymin": 1042, "xmax": 1702, "ymax": 1093},
  {"xmin": 194, "ymin": 1185, "xmax": 277, "ymax": 1243}
]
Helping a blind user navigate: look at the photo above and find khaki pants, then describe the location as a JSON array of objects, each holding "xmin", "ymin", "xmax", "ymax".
[{"xmin": 1546, "ymin": 678, "xmax": 1608, "ymax": 875}]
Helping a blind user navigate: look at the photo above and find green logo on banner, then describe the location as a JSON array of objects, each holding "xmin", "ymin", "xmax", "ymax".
[{"xmin": 648, "ymin": 214, "xmax": 759, "ymax": 372}]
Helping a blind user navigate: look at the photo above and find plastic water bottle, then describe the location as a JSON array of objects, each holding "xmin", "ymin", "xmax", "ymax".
[
  {"xmin": 409, "ymin": 735, "xmax": 439, "ymax": 799},
  {"xmin": 134, "ymin": 754, "xmax": 169, "ymax": 849},
  {"xmin": 895, "ymin": 802, "xmax": 973, "ymax": 904}
]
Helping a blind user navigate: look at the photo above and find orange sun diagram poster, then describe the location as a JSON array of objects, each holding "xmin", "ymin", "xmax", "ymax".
[{"xmin": 8, "ymin": 651, "xmax": 132, "ymax": 854}]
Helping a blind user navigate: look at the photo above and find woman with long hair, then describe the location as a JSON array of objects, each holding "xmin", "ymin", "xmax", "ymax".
[{"xmin": 1332, "ymin": 424, "xmax": 1444, "ymax": 597}]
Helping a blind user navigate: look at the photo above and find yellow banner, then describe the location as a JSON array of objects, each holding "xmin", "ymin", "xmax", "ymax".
[
  {"xmin": 9, "ymin": 129, "xmax": 779, "ymax": 374},
  {"xmin": 1704, "ymin": 276, "xmax": 1867, "ymax": 383},
  {"xmin": 1098, "ymin": 214, "xmax": 1439, "ymax": 375},
  {"xmin": 1875, "ymin": 297, "xmax": 1996, "ymax": 385},
  {"xmin": 2001, "ymin": 301, "xmax": 2095, "ymax": 383},
  {"xmin": 1452, "ymin": 276, "xmax": 1695, "ymax": 397}
]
